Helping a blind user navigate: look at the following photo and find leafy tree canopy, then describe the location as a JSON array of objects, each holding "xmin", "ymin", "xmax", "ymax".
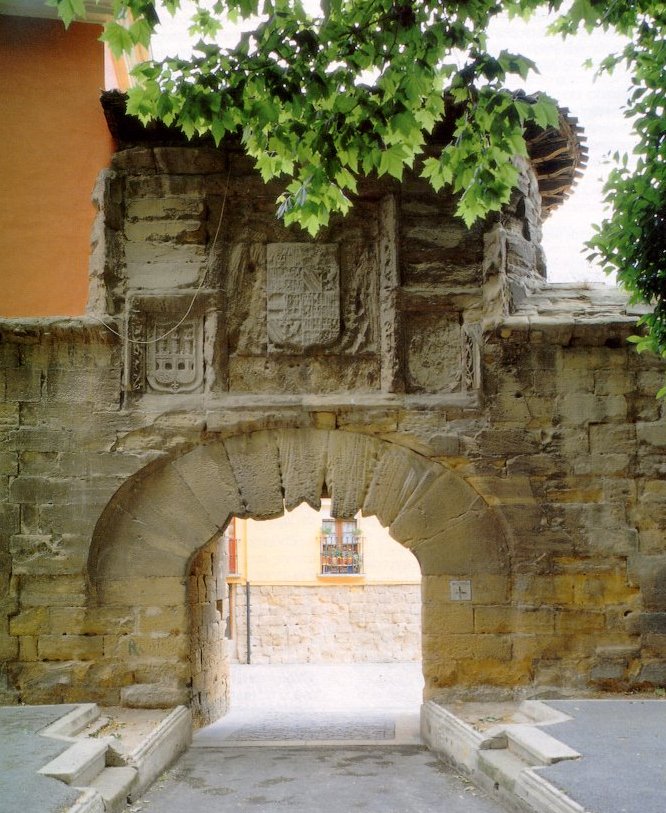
[{"xmin": 52, "ymin": 0, "xmax": 665, "ymax": 383}]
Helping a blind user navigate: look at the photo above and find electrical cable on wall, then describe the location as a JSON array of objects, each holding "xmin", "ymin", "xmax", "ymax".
[{"xmin": 90, "ymin": 164, "xmax": 230, "ymax": 345}]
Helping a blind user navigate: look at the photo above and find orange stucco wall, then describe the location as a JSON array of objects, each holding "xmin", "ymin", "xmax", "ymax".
[{"xmin": 0, "ymin": 16, "xmax": 114, "ymax": 316}]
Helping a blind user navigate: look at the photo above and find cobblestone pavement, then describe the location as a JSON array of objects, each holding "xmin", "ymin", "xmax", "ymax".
[{"xmin": 133, "ymin": 663, "xmax": 511, "ymax": 812}]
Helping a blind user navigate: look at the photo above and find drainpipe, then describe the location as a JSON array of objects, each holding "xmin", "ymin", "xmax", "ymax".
[{"xmin": 245, "ymin": 581, "xmax": 251, "ymax": 664}]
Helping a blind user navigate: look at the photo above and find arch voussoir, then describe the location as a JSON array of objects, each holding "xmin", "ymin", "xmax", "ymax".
[
  {"xmin": 389, "ymin": 471, "xmax": 480, "ymax": 547},
  {"xmin": 410, "ymin": 507, "xmax": 510, "ymax": 576},
  {"xmin": 326, "ymin": 432, "xmax": 381, "ymax": 517},
  {"xmin": 223, "ymin": 431, "xmax": 284, "ymax": 519},
  {"xmin": 363, "ymin": 445, "xmax": 440, "ymax": 527},
  {"xmin": 91, "ymin": 503, "xmax": 190, "ymax": 582},
  {"xmin": 171, "ymin": 443, "xmax": 244, "ymax": 527},
  {"xmin": 275, "ymin": 428, "xmax": 329, "ymax": 511}
]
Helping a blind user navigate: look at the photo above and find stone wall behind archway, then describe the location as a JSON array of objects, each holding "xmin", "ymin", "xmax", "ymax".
[
  {"xmin": 1, "ymin": 143, "xmax": 665, "ymax": 710},
  {"xmin": 0, "ymin": 306, "xmax": 662, "ymax": 712}
]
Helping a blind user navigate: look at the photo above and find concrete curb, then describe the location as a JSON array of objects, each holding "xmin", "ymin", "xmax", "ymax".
[
  {"xmin": 421, "ymin": 700, "xmax": 588, "ymax": 813},
  {"xmin": 65, "ymin": 788, "xmax": 106, "ymax": 813},
  {"xmin": 33, "ymin": 703, "xmax": 191, "ymax": 813},
  {"xmin": 127, "ymin": 705, "xmax": 192, "ymax": 799},
  {"xmin": 517, "ymin": 769, "xmax": 587, "ymax": 813}
]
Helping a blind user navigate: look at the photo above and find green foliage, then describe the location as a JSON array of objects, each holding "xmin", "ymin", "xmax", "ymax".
[
  {"xmin": 52, "ymin": 0, "xmax": 560, "ymax": 235},
  {"xmin": 51, "ymin": 0, "xmax": 666, "ymax": 387},
  {"xmin": 583, "ymin": 3, "xmax": 666, "ymax": 386}
]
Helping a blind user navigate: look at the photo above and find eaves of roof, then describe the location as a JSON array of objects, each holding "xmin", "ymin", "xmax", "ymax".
[
  {"xmin": 100, "ymin": 88, "xmax": 587, "ymax": 218},
  {"xmin": 0, "ymin": 0, "xmax": 113, "ymax": 23}
]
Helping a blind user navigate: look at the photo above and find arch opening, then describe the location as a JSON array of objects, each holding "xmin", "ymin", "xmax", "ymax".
[
  {"xmin": 188, "ymin": 502, "xmax": 423, "ymax": 729},
  {"xmin": 86, "ymin": 429, "xmax": 511, "ymax": 721}
]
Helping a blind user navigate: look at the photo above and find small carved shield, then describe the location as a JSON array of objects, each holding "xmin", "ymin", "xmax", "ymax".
[
  {"xmin": 267, "ymin": 243, "xmax": 340, "ymax": 352},
  {"xmin": 146, "ymin": 318, "xmax": 204, "ymax": 393}
]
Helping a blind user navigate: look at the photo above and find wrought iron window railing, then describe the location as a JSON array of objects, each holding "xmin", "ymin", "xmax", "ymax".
[{"xmin": 320, "ymin": 532, "xmax": 363, "ymax": 575}]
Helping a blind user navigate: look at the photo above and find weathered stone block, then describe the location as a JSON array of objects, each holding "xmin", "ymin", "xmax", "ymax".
[
  {"xmin": 627, "ymin": 556, "xmax": 666, "ymax": 610},
  {"xmin": 572, "ymin": 453, "xmax": 630, "ymax": 476},
  {"xmin": 554, "ymin": 609, "xmax": 606, "ymax": 633},
  {"xmin": 9, "ymin": 607, "xmax": 48, "ymax": 636},
  {"xmin": 225, "ymin": 431, "xmax": 283, "ymax": 519},
  {"xmin": 640, "ymin": 613, "xmax": 666, "ymax": 634},
  {"xmin": 45, "ymin": 368, "xmax": 120, "ymax": 405},
  {"xmin": 474, "ymin": 606, "xmax": 554, "ymax": 634},
  {"xmin": 0, "ymin": 402, "xmax": 19, "ymax": 427},
  {"xmin": 20, "ymin": 575, "xmax": 87, "ymax": 607},
  {"xmin": 636, "ymin": 661, "xmax": 666, "ymax": 685},
  {"xmin": 0, "ymin": 633, "xmax": 19, "ymax": 660},
  {"xmin": 390, "ymin": 471, "xmax": 479, "ymax": 545},
  {"xmin": 422, "ymin": 632, "xmax": 512, "ymax": 661},
  {"xmin": 364, "ymin": 444, "xmax": 438, "ymax": 527},
  {"xmin": 137, "ymin": 605, "xmax": 189, "ymax": 635},
  {"xmin": 120, "ymin": 683, "xmax": 190, "ymax": 708},
  {"xmin": 556, "ymin": 393, "xmax": 627, "ymax": 424},
  {"xmin": 276, "ymin": 429, "xmax": 328, "ymax": 511},
  {"xmin": 5, "ymin": 367, "xmax": 42, "ymax": 402},
  {"xmin": 125, "ymin": 218, "xmax": 205, "ymax": 244},
  {"xmin": 49, "ymin": 607, "xmax": 135, "ymax": 636},
  {"xmin": 409, "ymin": 508, "xmax": 510, "ymax": 576},
  {"xmin": 126, "ymin": 196, "xmax": 205, "ymax": 222},
  {"xmin": 171, "ymin": 444, "xmax": 244, "ymax": 526},
  {"xmin": 9, "ymin": 476, "xmax": 72, "ymax": 504},
  {"xmin": 38, "ymin": 634, "xmax": 104, "ymax": 661},
  {"xmin": 10, "ymin": 533, "xmax": 87, "ymax": 575},
  {"xmin": 125, "ymin": 241, "xmax": 205, "ymax": 289},
  {"xmin": 130, "ymin": 633, "xmax": 190, "ymax": 659},
  {"xmin": 98, "ymin": 577, "xmax": 186, "ymax": 607},
  {"xmin": 637, "ymin": 422, "xmax": 666, "ymax": 450},
  {"xmin": 467, "ymin": 475, "xmax": 536, "ymax": 506},
  {"xmin": 327, "ymin": 432, "xmax": 379, "ymax": 518}
]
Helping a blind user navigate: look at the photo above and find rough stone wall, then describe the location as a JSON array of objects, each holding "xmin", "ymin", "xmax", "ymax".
[
  {"xmin": 1, "ymin": 144, "xmax": 665, "ymax": 719},
  {"xmin": 188, "ymin": 537, "xmax": 229, "ymax": 726},
  {"xmin": 475, "ymin": 288, "xmax": 666, "ymax": 692},
  {"xmin": 231, "ymin": 584, "xmax": 421, "ymax": 664}
]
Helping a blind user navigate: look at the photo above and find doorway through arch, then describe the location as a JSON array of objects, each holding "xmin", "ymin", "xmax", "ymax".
[{"xmin": 88, "ymin": 429, "xmax": 510, "ymax": 726}]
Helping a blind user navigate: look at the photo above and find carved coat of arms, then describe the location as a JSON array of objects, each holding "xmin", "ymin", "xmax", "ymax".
[
  {"xmin": 266, "ymin": 243, "xmax": 340, "ymax": 352},
  {"xmin": 145, "ymin": 318, "xmax": 204, "ymax": 393}
]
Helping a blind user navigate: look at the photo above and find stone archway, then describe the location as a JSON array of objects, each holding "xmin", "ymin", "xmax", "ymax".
[{"xmin": 88, "ymin": 429, "xmax": 510, "ymax": 725}]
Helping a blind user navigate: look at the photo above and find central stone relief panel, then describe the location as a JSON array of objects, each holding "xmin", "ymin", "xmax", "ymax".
[
  {"xmin": 111, "ymin": 149, "xmax": 485, "ymax": 399},
  {"xmin": 266, "ymin": 243, "xmax": 340, "ymax": 353},
  {"xmin": 219, "ymin": 189, "xmax": 385, "ymax": 393}
]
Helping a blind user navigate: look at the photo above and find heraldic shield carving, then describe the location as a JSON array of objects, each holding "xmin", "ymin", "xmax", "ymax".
[
  {"xmin": 267, "ymin": 243, "xmax": 341, "ymax": 352},
  {"xmin": 146, "ymin": 317, "xmax": 204, "ymax": 393}
]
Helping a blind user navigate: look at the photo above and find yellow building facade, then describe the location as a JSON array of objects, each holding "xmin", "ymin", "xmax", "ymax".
[{"xmin": 224, "ymin": 502, "xmax": 422, "ymax": 664}]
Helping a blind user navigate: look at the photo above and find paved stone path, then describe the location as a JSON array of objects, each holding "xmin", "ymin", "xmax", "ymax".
[
  {"xmin": 133, "ymin": 663, "xmax": 511, "ymax": 812},
  {"xmin": 132, "ymin": 744, "xmax": 509, "ymax": 813},
  {"xmin": 194, "ymin": 662, "xmax": 423, "ymax": 747}
]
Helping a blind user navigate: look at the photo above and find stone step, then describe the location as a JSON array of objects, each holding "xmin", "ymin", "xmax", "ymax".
[
  {"xmin": 39, "ymin": 738, "xmax": 109, "ymax": 787},
  {"xmin": 89, "ymin": 767, "xmax": 138, "ymax": 813},
  {"xmin": 504, "ymin": 725, "xmax": 580, "ymax": 766},
  {"xmin": 41, "ymin": 704, "xmax": 101, "ymax": 740},
  {"xmin": 477, "ymin": 747, "xmax": 526, "ymax": 794}
]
